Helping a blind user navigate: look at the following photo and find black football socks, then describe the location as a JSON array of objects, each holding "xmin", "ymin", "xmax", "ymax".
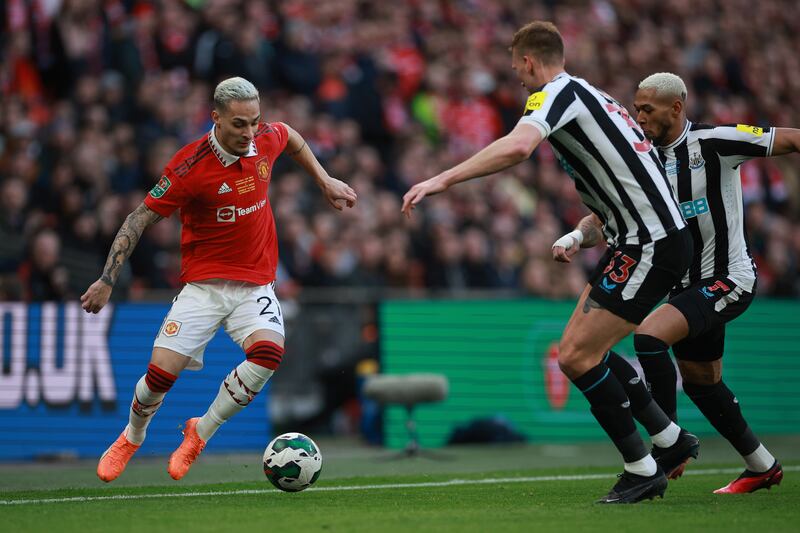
[
  {"xmin": 571, "ymin": 362, "xmax": 648, "ymax": 462},
  {"xmin": 682, "ymin": 380, "xmax": 759, "ymax": 456},
  {"xmin": 604, "ymin": 351, "xmax": 672, "ymax": 436},
  {"xmin": 634, "ymin": 334, "xmax": 678, "ymax": 422}
]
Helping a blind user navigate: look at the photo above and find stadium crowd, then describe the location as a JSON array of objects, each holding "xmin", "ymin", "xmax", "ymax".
[{"xmin": 2, "ymin": 0, "xmax": 799, "ymax": 302}]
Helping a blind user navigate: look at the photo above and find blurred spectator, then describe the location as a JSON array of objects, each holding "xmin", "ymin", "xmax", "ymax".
[
  {"xmin": 2, "ymin": 0, "xmax": 799, "ymax": 300},
  {"xmin": 17, "ymin": 229, "xmax": 69, "ymax": 301}
]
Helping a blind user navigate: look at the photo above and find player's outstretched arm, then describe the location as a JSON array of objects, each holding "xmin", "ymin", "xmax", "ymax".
[
  {"xmin": 401, "ymin": 123, "xmax": 543, "ymax": 217},
  {"xmin": 80, "ymin": 202, "xmax": 163, "ymax": 313},
  {"xmin": 281, "ymin": 123, "xmax": 357, "ymax": 210},
  {"xmin": 771, "ymin": 128, "xmax": 800, "ymax": 155},
  {"xmin": 552, "ymin": 213, "xmax": 604, "ymax": 263}
]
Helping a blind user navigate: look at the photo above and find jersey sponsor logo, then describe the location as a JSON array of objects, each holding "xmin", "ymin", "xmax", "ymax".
[
  {"xmin": 524, "ymin": 91, "xmax": 547, "ymax": 113},
  {"xmin": 736, "ymin": 124, "xmax": 763, "ymax": 136},
  {"xmin": 149, "ymin": 176, "xmax": 171, "ymax": 198},
  {"xmin": 256, "ymin": 156, "xmax": 271, "ymax": 181},
  {"xmin": 599, "ymin": 276, "xmax": 617, "ymax": 292},
  {"xmin": 688, "ymin": 152, "xmax": 705, "ymax": 169},
  {"xmin": 216, "ymin": 199, "xmax": 267, "ymax": 223},
  {"xmin": 217, "ymin": 205, "xmax": 236, "ymax": 222},
  {"xmin": 237, "ymin": 198, "xmax": 267, "ymax": 217},
  {"xmin": 218, "ymin": 182, "xmax": 233, "ymax": 194},
  {"xmin": 680, "ymin": 197, "xmax": 709, "ymax": 219},
  {"xmin": 163, "ymin": 320, "xmax": 182, "ymax": 337}
]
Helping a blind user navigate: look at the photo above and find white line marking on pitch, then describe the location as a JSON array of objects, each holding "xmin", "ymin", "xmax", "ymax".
[{"xmin": 1, "ymin": 466, "xmax": 796, "ymax": 506}]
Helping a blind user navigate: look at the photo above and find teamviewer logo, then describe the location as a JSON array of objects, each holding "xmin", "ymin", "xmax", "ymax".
[{"xmin": 217, "ymin": 206, "xmax": 236, "ymax": 222}]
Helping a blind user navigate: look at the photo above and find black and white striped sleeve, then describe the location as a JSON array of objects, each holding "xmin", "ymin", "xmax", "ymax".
[
  {"xmin": 708, "ymin": 124, "xmax": 775, "ymax": 168},
  {"xmin": 517, "ymin": 78, "xmax": 578, "ymax": 139}
]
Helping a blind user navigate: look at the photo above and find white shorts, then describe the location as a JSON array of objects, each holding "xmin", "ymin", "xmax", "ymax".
[{"xmin": 153, "ymin": 279, "xmax": 285, "ymax": 370}]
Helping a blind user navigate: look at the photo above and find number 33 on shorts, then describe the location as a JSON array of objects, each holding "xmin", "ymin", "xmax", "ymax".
[{"xmin": 603, "ymin": 251, "xmax": 639, "ymax": 284}]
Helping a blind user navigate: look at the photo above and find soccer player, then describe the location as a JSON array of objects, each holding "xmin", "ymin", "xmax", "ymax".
[
  {"xmin": 81, "ymin": 77, "xmax": 357, "ymax": 482},
  {"xmin": 401, "ymin": 21, "xmax": 698, "ymax": 504},
  {"xmin": 554, "ymin": 72, "xmax": 800, "ymax": 493}
]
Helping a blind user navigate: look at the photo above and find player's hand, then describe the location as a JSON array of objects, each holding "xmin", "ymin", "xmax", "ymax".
[
  {"xmin": 551, "ymin": 231, "xmax": 583, "ymax": 263},
  {"xmin": 81, "ymin": 279, "xmax": 113, "ymax": 314},
  {"xmin": 401, "ymin": 176, "xmax": 448, "ymax": 218},
  {"xmin": 321, "ymin": 177, "xmax": 357, "ymax": 210}
]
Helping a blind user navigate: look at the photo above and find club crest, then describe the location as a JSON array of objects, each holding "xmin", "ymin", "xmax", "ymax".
[
  {"xmin": 256, "ymin": 157, "xmax": 271, "ymax": 181},
  {"xmin": 688, "ymin": 152, "xmax": 705, "ymax": 170}
]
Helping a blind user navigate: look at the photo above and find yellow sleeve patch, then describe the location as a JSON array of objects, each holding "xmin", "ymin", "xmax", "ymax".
[
  {"xmin": 736, "ymin": 124, "xmax": 763, "ymax": 136},
  {"xmin": 525, "ymin": 91, "xmax": 548, "ymax": 112}
]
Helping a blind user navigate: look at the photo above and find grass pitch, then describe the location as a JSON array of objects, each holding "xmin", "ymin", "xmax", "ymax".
[{"xmin": 2, "ymin": 437, "xmax": 798, "ymax": 533}]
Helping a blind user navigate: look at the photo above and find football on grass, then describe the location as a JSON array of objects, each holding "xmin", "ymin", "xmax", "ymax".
[{"xmin": 263, "ymin": 432, "xmax": 323, "ymax": 492}]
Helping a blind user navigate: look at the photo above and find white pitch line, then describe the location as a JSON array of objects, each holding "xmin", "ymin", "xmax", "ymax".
[{"xmin": 1, "ymin": 465, "xmax": 796, "ymax": 506}]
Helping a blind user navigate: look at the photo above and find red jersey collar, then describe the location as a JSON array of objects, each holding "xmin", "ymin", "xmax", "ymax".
[{"xmin": 208, "ymin": 126, "xmax": 258, "ymax": 167}]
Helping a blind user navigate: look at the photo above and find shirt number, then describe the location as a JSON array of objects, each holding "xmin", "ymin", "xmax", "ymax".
[{"xmin": 605, "ymin": 103, "xmax": 652, "ymax": 152}]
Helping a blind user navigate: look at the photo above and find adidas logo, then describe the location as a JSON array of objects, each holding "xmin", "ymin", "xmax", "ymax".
[
  {"xmin": 269, "ymin": 316, "xmax": 281, "ymax": 324},
  {"xmin": 218, "ymin": 182, "xmax": 233, "ymax": 194}
]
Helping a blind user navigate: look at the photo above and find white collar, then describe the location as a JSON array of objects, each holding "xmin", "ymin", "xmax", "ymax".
[
  {"xmin": 208, "ymin": 126, "xmax": 257, "ymax": 167},
  {"xmin": 663, "ymin": 120, "xmax": 691, "ymax": 150}
]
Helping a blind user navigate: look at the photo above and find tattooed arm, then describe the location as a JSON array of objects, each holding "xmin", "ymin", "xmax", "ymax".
[
  {"xmin": 80, "ymin": 203, "xmax": 163, "ymax": 313},
  {"xmin": 552, "ymin": 213, "xmax": 604, "ymax": 263},
  {"xmin": 576, "ymin": 213, "xmax": 604, "ymax": 248}
]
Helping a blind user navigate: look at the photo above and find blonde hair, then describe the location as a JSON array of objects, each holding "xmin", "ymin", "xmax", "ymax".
[
  {"xmin": 213, "ymin": 77, "xmax": 259, "ymax": 110},
  {"xmin": 638, "ymin": 72, "xmax": 687, "ymax": 101}
]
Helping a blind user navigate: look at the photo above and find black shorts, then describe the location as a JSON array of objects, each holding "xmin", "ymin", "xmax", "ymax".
[
  {"xmin": 669, "ymin": 276, "xmax": 755, "ymax": 362},
  {"xmin": 588, "ymin": 228, "xmax": 692, "ymax": 325}
]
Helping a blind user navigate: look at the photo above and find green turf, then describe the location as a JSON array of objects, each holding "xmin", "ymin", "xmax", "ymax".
[
  {"xmin": 2, "ymin": 468, "xmax": 797, "ymax": 533},
  {"xmin": 2, "ymin": 437, "xmax": 799, "ymax": 532}
]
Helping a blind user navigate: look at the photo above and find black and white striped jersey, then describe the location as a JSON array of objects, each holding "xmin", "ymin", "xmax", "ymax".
[
  {"xmin": 518, "ymin": 73, "xmax": 686, "ymax": 246},
  {"xmin": 658, "ymin": 121, "xmax": 774, "ymax": 292}
]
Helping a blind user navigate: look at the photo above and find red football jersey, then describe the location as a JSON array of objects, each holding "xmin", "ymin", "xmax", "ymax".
[{"xmin": 144, "ymin": 122, "xmax": 289, "ymax": 285}]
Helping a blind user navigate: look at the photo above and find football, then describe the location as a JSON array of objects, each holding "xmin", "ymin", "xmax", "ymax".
[{"xmin": 263, "ymin": 432, "xmax": 323, "ymax": 492}]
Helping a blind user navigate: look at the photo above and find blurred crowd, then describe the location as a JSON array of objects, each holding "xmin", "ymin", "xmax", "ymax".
[{"xmin": 2, "ymin": 0, "xmax": 799, "ymax": 303}]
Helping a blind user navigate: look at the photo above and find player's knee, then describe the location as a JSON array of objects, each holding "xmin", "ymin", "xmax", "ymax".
[
  {"xmin": 144, "ymin": 363, "xmax": 178, "ymax": 393},
  {"xmin": 238, "ymin": 360, "xmax": 275, "ymax": 392},
  {"xmin": 633, "ymin": 333, "xmax": 669, "ymax": 356},
  {"xmin": 245, "ymin": 340, "xmax": 284, "ymax": 371},
  {"xmin": 677, "ymin": 359, "xmax": 721, "ymax": 386},
  {"xmin": 222, "ymin": 358, "xmax": 278, "ymax": 407},
  {"xmin": 557, "ymin": 339, "xmax": 596, "ymax": 378}
]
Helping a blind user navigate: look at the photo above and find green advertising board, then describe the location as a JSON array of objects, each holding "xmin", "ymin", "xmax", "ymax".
[{"xmin": 380, "ymin": 299, "xmax": 800, "ymax": 449}]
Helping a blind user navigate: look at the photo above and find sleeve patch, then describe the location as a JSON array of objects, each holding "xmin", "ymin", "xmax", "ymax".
[
  {"xmin": 736, "ymin": 124, "xmax": 763, "ymax": 136},
  {"xmin": 149, "ymin": 176, "xmax": 172, "ymax": 198},
  {"xmin": 525, "ymin": 91, "xmax": 548, "ymax": 112}
]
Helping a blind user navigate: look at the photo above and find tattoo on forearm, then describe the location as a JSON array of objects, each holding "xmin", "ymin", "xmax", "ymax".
[
  {"xmin": 100, "ymin": 204, "xmax": 162, "ymax": 286},
  {"xmin": 287, "ymin": 140, "xmax": 306, "ymax": 156},
  {"xmin": 578, "ymin": 217, "xmax": 603, "ymax": 248},
  {"xmin": 582, "ymin": 296, "xmax": 603, "ymax": 314}
]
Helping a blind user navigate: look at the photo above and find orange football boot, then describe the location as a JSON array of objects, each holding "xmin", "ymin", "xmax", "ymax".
[
  {"xmin": 167, "ymin": 418, "xmax": 206, "ymax": 480},
  {"xmin": 97, "ymin": 430, "xmax": 141, "ymax": 482}
]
